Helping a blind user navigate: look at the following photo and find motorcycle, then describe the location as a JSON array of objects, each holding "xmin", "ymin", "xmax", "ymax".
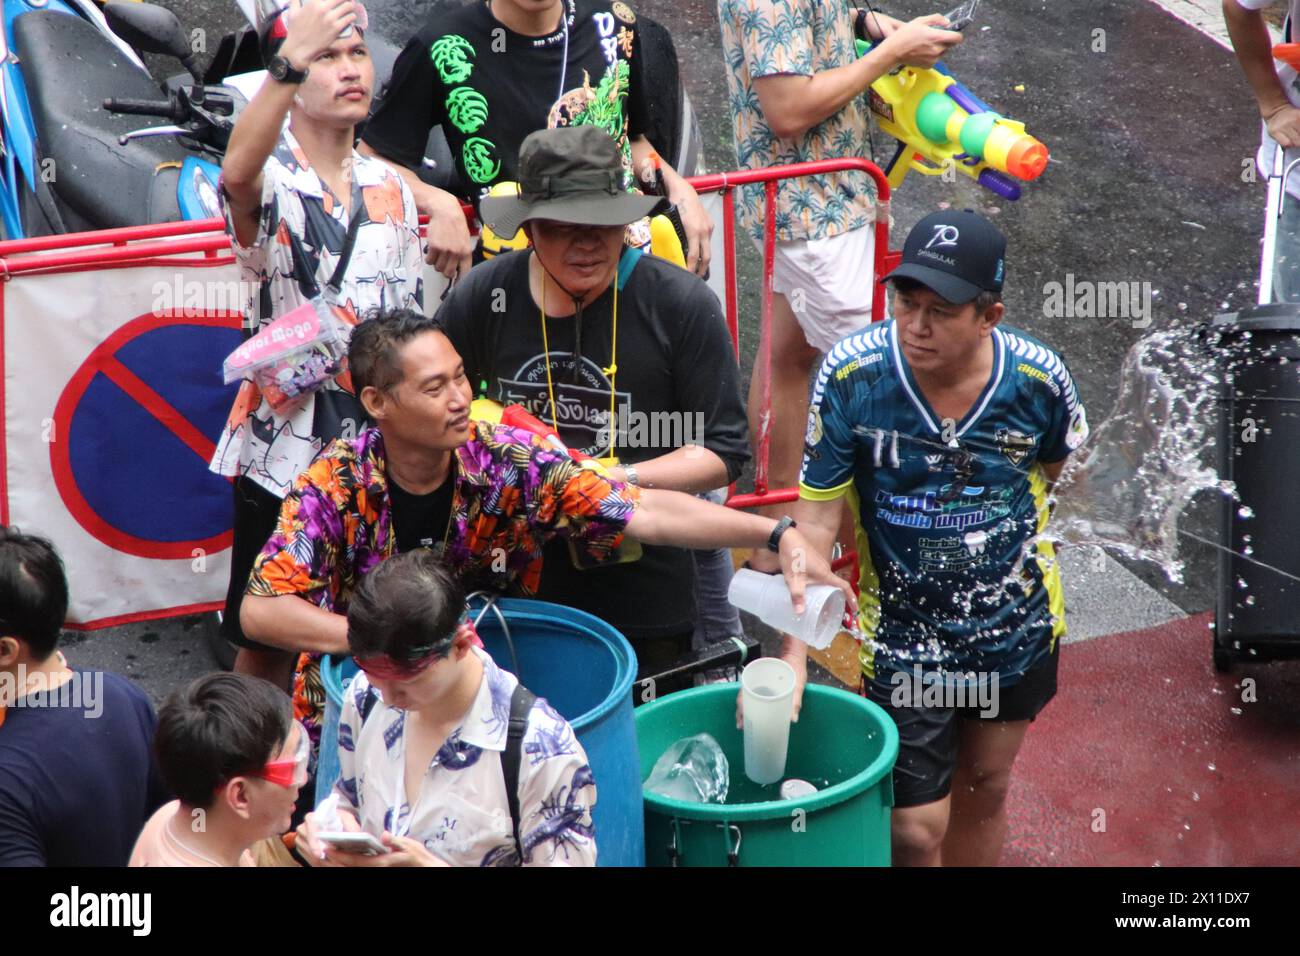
[
  {"xmin": 0, "ymin": 0, "xmax": 703, "ymax": 240},
  {"xmin": 0, "ymin": 0, "xmax": 236, "ymax": 238}
]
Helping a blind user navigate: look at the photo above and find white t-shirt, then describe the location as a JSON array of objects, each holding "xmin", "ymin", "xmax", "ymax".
[{"xmin": 1237, "ymin": 1, "xmax": 1300, "ymax": 194}]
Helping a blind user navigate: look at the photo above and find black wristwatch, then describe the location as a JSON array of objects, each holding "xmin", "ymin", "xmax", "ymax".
[
  {"xmin": 268, "ymin": 54, "xmax": 309, "ymax": 85},
  {"xmin": 854, "ymin": 7, "xmax": 870, "ymax": 42},
  {"xmin": 767, "ymin": 515, "xmax": 797, "ymax": 553}
]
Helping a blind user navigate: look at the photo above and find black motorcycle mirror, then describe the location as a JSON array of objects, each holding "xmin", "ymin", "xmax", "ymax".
[{"xmin": 103, "ymin": 2, "xmax": 203, "ymax": 83}]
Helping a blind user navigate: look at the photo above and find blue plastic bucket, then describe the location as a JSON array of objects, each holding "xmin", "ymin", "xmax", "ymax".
[{"xmin": 316, "ymin": 597, "xmax": 642, "ymax": 867}]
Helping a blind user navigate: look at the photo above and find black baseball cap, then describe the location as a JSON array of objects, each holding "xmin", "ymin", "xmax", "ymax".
[{"xmin": 881, "ymin": 210, "xmax": 1006, "ymax": 305}]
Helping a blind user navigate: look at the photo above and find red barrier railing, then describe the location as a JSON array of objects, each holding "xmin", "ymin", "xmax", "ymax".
[
  {"xmin": 0, "ymin": 160, "xmax": 895, "ymax": 574},
  {"xmin": 689, "ymin": 158, "xmax": 896, "ymax": 523}
]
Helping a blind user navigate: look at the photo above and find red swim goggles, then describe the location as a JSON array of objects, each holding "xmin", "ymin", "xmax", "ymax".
[
  {"xmin": 249, "ymin": 719, "xmax": 312, "ymax": 789},
  {"xmin": 351, "ymin": 648, "xmax": 443, "ymax": 682}
]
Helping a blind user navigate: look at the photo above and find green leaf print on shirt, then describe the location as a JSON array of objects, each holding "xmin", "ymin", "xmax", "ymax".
[
  {"xmin": 463, "ymin": 137, "xmax": 502, "ymax": 184},
  {"xmin": 430, "ymin": 35, "xmax": 476, "ymax": 85},
  {"xmin": 446, "ymin": 87, "xmax": 490, "ymax": 135}
]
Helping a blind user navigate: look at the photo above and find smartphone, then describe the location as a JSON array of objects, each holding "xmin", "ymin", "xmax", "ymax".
[
  {"xmin": 317, "ymin": 831, "xmax": 390, "ymax": 856},
  {"xmin": 941, "ymin": 0, "xmax": 980, "ymax": 31}
]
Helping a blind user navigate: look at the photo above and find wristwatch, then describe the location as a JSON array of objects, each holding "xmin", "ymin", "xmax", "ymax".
[
  {"xmin": 767, "ymin": 515, "xmax": 797, "ymax": 553},
  {"xmin": 268, "ymin": 54, "xmax": 309, "ymax": 85},
  {"xmin": 623, "ymin": 464, "xmax": 639, "ymax": 487}
]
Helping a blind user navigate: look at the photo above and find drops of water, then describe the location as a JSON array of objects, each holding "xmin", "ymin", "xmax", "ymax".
[
  {"xmin": 1237, "ymin": 506, "xmax": 1254, "ymax": 519},
  {"xmin": 1244, "ymin": 596, "xmax": 1257, "ymax": 606},
  {"xmin": 1039, "ymin": 328, "xmax": 1234, "ymax": 582},
  {"xmin": 1231, "ymin": 707, "xmax": 1243, "ymax": 716},
  {"xmin": 1208, "ymin": 762, "xmax": 1217, "ymax": 772},
  {"xmin": 1192, "ymin": 791, "xmax": 1200, "ymax": 801}
]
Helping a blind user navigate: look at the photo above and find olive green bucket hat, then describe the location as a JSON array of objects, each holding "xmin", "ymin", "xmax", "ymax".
[{"xmin": 478, "ymin": 125, "xmax": 665, "ymax": 239}]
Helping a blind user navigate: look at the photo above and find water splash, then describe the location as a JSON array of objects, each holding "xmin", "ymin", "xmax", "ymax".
[{"xmin": 1042, "ymin": 328, "xmax": 1235, "ymax": 582}]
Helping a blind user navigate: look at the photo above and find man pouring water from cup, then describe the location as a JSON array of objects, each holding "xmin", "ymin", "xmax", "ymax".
[{"xmin": 739, "ymin": 211, "xmax": 1088, "ymax": 866}]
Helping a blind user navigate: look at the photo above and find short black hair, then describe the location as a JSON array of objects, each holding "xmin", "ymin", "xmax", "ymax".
[
  {"xmin": 889, "ymin": 276, "xmax": 1002, "ymax": 314},
  {"xmin": 348, "ymin": 308, "xmax": 449, "ymax": 396},
  {"xmin": 347, "ymin": 550, "xmax": 466, "ymax": 663},
  {"xmin": 155, "ymin": 673, "xmax": 293, "ymax": 809},
  {"xmin": 0, "ymin": 526, "xmax": 69, "ymax": 660}
]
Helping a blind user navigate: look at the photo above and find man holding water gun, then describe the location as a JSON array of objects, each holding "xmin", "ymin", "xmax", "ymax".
[{"xmin": 717, "ymin": 2, "xmax": 964, "ymax": 563}]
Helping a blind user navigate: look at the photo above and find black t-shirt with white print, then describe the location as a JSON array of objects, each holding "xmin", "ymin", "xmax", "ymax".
[
  {"xmin": 438, "ymin": 248, "xmax": 750, "ymax": 642},
  {"xmin": 364, "ymin": 0, "xmax": 650, "ymax": 201}
]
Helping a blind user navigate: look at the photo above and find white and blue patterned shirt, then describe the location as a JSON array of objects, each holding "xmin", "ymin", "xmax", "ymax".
[{"xmin": 334, "ymin": 646, "xmax": 597, "ymax": 867}]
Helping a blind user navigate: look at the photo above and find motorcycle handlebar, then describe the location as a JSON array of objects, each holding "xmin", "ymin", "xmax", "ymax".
[{"xmin": 103, "ymin": 97, "xmax": 183, "ymax": 121}]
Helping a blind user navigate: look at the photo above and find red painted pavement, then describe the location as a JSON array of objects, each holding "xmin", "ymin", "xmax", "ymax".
[{"xmin": 1002, "ymin": 612, "xmax": 1300, "ymax": 866}]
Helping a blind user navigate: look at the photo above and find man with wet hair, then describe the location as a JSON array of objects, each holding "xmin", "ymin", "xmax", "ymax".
[
  {"xmin": 131, "ymin": 673, "xmax": 309, "ymax": 867},
  {"xmin": 788, "ymin": 211, "xmax": 1088, "ymax": 866},
  {"xmin": 297, "ymin": 550, "xmax": 595, "ymax": 866}
]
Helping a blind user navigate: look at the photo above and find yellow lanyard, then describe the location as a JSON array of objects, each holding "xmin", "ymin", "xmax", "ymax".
[{"xmin": 539, "ymin": 273, "xmax": 619, "ymax": 461}]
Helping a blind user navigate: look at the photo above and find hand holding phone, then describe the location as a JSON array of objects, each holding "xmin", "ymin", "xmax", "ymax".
[
  {"xmin": 316, "ymin": 831, "xmax": 391, "ymax": 856},
  {"xmin": 940, "ymin": 0, "xmax": 980, "ymax": 32}
]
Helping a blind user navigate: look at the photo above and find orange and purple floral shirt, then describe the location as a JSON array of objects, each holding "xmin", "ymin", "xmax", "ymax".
[{"xmin": 248, "ymin": 421, "xmax": 640, "ymax": 739}]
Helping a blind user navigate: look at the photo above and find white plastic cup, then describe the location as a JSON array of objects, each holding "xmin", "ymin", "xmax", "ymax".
[
  {"xmin": 740, "ymin": 657, "xmax": 796, "ymax": 785},
  {"xmin": 727, "ymin": 568, "xmax": 846, "ymax": 650}
]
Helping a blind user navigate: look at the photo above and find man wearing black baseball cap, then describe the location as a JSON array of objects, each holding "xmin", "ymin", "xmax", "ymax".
[{"xmin": 786, "ymin": 209, "xmax": 1089, "ymax": 866}]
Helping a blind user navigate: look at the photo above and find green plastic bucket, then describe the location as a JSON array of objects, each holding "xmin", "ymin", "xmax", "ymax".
[{"xmin": 636, "ymin": 683, "xmax": 898, "ymax": 867}]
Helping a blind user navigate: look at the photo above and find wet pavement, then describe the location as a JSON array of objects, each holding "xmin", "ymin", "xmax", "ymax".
[{"xmin": 55, "ymin": 0, "xmax": 1299, "ymax": 865}]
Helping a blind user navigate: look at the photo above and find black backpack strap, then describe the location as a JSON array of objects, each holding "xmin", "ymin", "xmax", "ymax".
[{"xmin": 503, "ymin": 683, "xmax": 536, "ymax": 862}]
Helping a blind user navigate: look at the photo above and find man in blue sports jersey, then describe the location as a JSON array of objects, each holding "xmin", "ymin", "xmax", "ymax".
[{"xmin": 789, "ymin": 210, "xmax": 1088, "ymax": 867}]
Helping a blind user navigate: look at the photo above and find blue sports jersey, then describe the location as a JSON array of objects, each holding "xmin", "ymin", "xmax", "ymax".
[{"xmin": 799, "ymin": 320, "xmax": 1089, "ymax": 686}]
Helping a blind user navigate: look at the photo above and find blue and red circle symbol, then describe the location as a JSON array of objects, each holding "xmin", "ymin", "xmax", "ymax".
[{"xmin": 51, "ymin": 310, "xmax": 244, "ymax": 560}]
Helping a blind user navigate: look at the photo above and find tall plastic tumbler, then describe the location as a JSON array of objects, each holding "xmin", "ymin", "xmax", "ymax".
[{"xmin": 741, "ymin": 657, "xmax": 797, "ymax": 785}]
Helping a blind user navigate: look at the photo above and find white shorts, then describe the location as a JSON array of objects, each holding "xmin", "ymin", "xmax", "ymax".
[{"xmin": 756, "ymin": 224, "xmax": 876, "ymax": 353}]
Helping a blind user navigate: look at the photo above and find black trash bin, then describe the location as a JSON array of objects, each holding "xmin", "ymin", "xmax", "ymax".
[{"xmin": 1212, "ymin": 304, "xmax": 1300, "ymax": 671}]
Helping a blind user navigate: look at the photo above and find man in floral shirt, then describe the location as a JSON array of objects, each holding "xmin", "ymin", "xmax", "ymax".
[
  {"xmin": 241, "ymin": 308, "xmax": 853, "ymax": 754},
  {"xmin": 717, "ymin": 1, "xmax": 962, "ymax": 560},
  {"xmin": 215, "ymin": 0, "xmax": 427, "ymax": 690}
]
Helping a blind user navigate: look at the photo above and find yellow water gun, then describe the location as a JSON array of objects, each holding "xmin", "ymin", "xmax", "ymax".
[
  {"xmin": 858, "ymin": 38, "xmax": 1048, "ymax": 200},
  {"xmin": 479, "ymin": 178, "xmax": 688, "ymax": 266}
]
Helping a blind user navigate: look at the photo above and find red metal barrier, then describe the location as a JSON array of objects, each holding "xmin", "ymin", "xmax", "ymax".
[
  {"xmin": 0, "ymin": 159, "xmax": 895, "ymax": 522},
  {"xmin": 688, "ymin": 158, "xmax": 895, "ymax": 520}
]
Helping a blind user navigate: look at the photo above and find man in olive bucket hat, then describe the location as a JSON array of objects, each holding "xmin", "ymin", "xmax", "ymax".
[{"xmin": 439, "ymin": 125, "xmax": 754, "ymax": 681}]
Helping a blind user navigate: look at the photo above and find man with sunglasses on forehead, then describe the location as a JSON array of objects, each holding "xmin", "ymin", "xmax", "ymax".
[
  {"xmin": 130, "ymin": 673, "xmax": 309, "ymax": 867},
  {"xmin": 791, "ymin": 211, "xmax": 1089, "ymax": 867},
  {"xmin": 297, "ymin": 551, "xmax": 595, "ymax": 866}
]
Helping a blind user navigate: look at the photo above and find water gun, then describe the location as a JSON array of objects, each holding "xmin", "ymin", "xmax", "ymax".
[
  {"xmin": 471, "ymin": 397, "xmax": 642, "ymax": 567},
  {"xmin": 471, "ymin": 397, "xmax": 610, "ymax": 470},
  {"xmin": 479, "ymin": 175, "xmax": 688, "ymax": 266},
  {"xmin": 857, "ymin": 38, "xmax": 1049, "ymax": 200},
  {"xmin": 643, "ymin": 152, "xmax": 689, "ymax": 270}
]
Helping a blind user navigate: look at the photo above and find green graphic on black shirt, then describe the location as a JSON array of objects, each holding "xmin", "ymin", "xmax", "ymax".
[
  {"xmin": 464, "ymin": 137, "xmax": 502, "ymax": 184},
  {"xmin": 447, "ymin": 86, "xmax": 489, "ymax": 134},
  {"xmin": 550, "ymin": 60, "xmax": 633, "ymax": 187},
  {"xmin": 430, "ymin": 34, "xmax": 475, "ymax": 84}
]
